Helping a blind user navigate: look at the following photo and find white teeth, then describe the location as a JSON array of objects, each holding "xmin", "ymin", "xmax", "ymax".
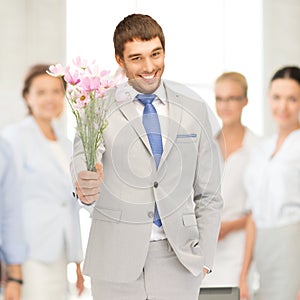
[{"xmin": 142, "ymin": 74, "xmax": 155, "ymax": 79}]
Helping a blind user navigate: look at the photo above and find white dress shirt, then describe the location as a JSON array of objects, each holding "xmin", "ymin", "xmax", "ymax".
[
  {"xmin": 245, "ymin": 128, "xmax": 300, "ymax": 229},
  {"xmin": 129, "ymin": 83, "xmax": 169, "ymax": 241}
]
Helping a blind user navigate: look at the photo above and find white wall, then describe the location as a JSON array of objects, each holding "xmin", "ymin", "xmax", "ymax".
[
  {"xmin": 66, "ymin": 0, "xmax": 264, "ymax": 138},
  {"xmin": 262, "ymin": 0, "xmax": 300, "ymax": 135},
  {"xmin": 1, "ymin": 0, "xmax": 300, "ymax": 137}
]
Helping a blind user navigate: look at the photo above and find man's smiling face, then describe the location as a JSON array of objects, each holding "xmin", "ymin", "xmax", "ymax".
[{"xmin": 116, "ymin": 36, "xmax": 165, "ymax": 94}]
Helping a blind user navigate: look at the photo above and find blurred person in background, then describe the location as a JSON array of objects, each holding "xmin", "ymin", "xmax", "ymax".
[
  {"xmin": 245, "ymin": 66, "xmax": 300, "ymax": 300},
  {"xmin": 2, "ymin": 64, "xmax": 84, "ymax": 300},
  {"xmin": 0, "ymin": 137, "xmax": 27, "ymax": 300},
  {"xmin": 201, "ymin": 72, "xmax": 258, "ymax": 300}
]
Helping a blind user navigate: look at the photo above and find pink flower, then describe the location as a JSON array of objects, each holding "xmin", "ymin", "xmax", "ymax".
[
  {"xmin": 100, "ymin": 70, "xmax": 110, "ymax": 77},
  {"xmin": 113, "ymin": 67, "xmax": 126, "ymax": 84},
  {"xmin": 47, "ymin": 64, "xmax": 65, "ymax": 77},
  {"xmin": 101, "ymin": 79, "xmax": 114, "ymax": 89},
  {"xmin": 64, "ymin": 68, "xmax": 81, "ymax": 85},
  {"xmin": 73, "ymin": 93, "xmax": 91, "ymax": 109},
  {"xmin": 80, "ymin": 76, "xmax": 101, "ymax": 92},
  {"xmin": 47, "ymin": 56, "xmax": 116, "ymax": 171},
  {"xmin": 73, "ymin": 56, "xmax": 89, "ymax": 69},
  {"xmin": 87, "ymin": 64, "xmax": 100, "ymax": 77},
  {"xmin": 87, "ymin": 65, "xmax": 110, "ymax": 78}
]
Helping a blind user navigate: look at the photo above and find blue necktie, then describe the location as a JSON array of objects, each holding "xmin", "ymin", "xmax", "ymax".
[{"xmin": 136, "ymin": 94, "xmax": 163, "ymax": 227}]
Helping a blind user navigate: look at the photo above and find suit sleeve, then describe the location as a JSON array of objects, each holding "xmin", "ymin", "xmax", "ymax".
[{"xmin": 193, "ymin": 103, "xmax": 223, "ymax": 271}]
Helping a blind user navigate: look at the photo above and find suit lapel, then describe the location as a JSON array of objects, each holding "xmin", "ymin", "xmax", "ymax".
[
  {"xmin": 117, "ymin": 84, "xmax": 183, "ymax": 171},
  {"xmin": 118, "ymin": 101, "xmax": 152, "ymax": 155},
  {"xmin": 158, "ymin": 87, "xmax": 183, "ymax": 171}
]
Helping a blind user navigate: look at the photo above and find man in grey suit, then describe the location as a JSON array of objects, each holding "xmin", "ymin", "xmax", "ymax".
[{"xmin": 72, "ymin": 13, "xmax": 223, "ymax": 300}]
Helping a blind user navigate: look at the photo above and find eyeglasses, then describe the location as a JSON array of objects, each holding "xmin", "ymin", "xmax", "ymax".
[{"xmin": 215, "ymin": 96, "xmax": 245, "ymax": 102}]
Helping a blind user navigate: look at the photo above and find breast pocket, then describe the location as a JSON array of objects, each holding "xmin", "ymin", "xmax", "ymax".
[{"xmin": 175, "ymin": 133, "xmax": 197, "ymax": 143}]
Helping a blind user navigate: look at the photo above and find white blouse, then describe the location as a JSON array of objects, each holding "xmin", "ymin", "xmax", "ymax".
[
  {"xmin": 202, "ymin": 129, "xmax": 259, "ymax": 287},
  {"xmin": 220, "ymin": 129, "xmax": 259, "ymax": 221},
  {"xmin": 245, "ymin": 129, "xmax": 300, "ymax": 229}
]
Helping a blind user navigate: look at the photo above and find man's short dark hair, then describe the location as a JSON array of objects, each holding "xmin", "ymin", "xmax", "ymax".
[{"xmin": 113, "ymin": 14, "xmax": 165, "ymax": 60}]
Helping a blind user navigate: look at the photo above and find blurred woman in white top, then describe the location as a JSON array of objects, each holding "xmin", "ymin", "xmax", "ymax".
[
  {"xmin": 2, "ymin": 64, "xmax": 84, "ymax": 300},
  {"xmin": 202, "ymin": 72, "xmax": 258, "ymax": 300},
  {"xmin": 245, "ymin": 66, "xmax": 300, "ymax": 300}
]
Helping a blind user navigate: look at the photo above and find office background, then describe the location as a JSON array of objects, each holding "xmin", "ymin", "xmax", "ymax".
[
  {"xmin": 1, "ymin": 0, "xmax": 300, "ymax": 138},
  {"xmin": 1, "ymin": 1, "xmax": 299, "ymax": 297}
]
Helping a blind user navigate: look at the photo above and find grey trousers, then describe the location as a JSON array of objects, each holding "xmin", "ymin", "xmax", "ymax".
[
  {"xmin": 91, "ymin": 239, "xmax": 203, "ymax": 300},
  {"xmin": 254, "ymin": 222, "xmax": 300, "ymax": 300}
]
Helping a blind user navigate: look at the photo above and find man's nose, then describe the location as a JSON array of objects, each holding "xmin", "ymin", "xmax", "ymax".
[{"xmin": 142, "ymin": 57, "xmax": 155, "ymax": 73}]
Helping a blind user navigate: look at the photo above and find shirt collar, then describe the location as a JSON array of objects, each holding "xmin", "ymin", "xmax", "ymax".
[{"xmin": 115, "ymin": 80, "xmax": 167, "ymax": 104}]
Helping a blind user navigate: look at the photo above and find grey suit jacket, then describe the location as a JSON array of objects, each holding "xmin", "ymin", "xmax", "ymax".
[{"xmin": 72, "ymin": 81, "xmax": 223, "ymax": 283}]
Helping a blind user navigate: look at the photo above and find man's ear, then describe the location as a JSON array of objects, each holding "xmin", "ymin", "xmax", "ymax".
[{"xmin": 115, "ymin": 55, "xmax": 124, "ymax": 68}]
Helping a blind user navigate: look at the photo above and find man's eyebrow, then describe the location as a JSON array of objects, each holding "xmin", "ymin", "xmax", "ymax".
[
  {"xmin": 127, "ymin": 47, "xmax": 164, "ymax": 59},
  {"xmin": 152, "ymin": 47, "xmax": 163, "ymax": 52},
  {"xmin": 128, "ymin": 53, "xmax": 142, "ymax": 59}
]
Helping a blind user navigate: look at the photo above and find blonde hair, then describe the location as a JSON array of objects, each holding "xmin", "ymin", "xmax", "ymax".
[{"xmin": 215, "ymin": 72, "xmax": 248, "ymax": 98}]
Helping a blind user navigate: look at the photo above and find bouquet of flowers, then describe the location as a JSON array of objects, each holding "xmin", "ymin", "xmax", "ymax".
[{"xmin": 48, "ymin": 56, "xmax": 116, "ymax": 171}]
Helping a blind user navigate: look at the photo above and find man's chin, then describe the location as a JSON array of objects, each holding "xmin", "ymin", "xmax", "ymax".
[{"xmin": 129, "ymin": 78, "xmax": 161, "ymax": 94}]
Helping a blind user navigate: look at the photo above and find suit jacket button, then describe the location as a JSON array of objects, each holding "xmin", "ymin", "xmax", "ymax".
[
  {"xmin": 148, "ymin": 211, "xmax": 154, "ymax": 218},
  {"xmin": 153, "ymin": 181, "xmax": 158, "ymax": 188}
]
